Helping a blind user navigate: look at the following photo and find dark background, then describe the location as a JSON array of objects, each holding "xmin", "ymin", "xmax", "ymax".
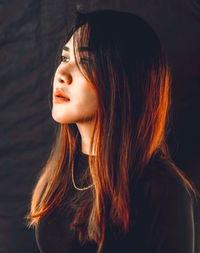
[{"xmin": 0, "ymin": 0, "xmax": 200, "ymax": 252}]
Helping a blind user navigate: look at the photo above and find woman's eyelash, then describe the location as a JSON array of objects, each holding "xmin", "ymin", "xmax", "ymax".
[
  {"xmin": 60, "ymin": 55, "xmax": 70, "ymax": 63},
  {"xmin": 60, "ymin": 55, "xmax": 88, "ymax": 65}
]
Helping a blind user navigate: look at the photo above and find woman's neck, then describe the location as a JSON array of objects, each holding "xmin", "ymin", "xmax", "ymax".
[{"xmin": 76, "ymin": 120, "xmax": 96, "ymax": 155}]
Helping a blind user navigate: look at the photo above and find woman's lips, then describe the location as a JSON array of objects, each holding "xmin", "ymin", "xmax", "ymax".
[
  {"xmin": 53, "ymin": 89, "xmax": 70, "ymax": 103},
  {"xmin": 53, "ymin": 96, "xmax": 70, "ymax": 103}
]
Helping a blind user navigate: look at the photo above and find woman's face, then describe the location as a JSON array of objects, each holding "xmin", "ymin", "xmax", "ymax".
[{"xmin": 52, "ymin": 34, "xmax": 98, "ymax": 124}]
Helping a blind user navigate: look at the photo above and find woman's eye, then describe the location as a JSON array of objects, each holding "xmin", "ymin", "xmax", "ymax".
[{"xmin": 60, "ymin": 55, "xmax": 70, "ymax": 63}]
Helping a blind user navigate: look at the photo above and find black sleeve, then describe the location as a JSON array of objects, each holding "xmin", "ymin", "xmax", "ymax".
[{"xmin": 142, "ymin": 175, "xmax": 195, "ymax": 253}]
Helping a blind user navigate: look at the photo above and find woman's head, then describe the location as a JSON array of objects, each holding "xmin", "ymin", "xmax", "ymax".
[{"xmin": 53, "ymin": 9, "xmax": 171, "ymax": 158}]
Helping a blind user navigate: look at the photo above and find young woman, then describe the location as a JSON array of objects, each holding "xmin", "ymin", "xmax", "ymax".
[{"xmin": 25, "ymin": 9, "xmax": 199, "ymax": 253}]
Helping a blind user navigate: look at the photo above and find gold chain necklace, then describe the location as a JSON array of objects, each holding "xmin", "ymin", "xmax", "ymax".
[{"xmin": 72, "ymin": 165, "xmax": 94, "ymax": 191}]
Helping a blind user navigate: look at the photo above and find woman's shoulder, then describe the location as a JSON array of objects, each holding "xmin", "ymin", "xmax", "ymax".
[{"xmin": 135, "ymin": 153, "xmax": 195, "ymax": 210}]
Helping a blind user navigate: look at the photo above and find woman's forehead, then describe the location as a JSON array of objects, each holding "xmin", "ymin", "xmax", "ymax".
[{"xmin": 64, "ymin": 35, "xmax": 73, "ymax": 49}]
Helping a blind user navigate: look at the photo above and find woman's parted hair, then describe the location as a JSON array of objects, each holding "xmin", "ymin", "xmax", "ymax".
[{"xmin": 25, "ymin": 9, "xmax": 199, "ymax": 253}]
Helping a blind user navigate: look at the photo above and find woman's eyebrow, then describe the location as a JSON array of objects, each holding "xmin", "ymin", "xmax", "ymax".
[
  {"xmin": 62, "ymin": 46, "xmax": 70, "ymax": 52},
  {"xmin": 62, "ymin": 46, "xmax": 89, "ymax": 52}
]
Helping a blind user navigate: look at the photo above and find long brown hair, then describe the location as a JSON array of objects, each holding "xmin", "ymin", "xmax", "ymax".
[{"xmin": 25, "ymin": 10, "xmax": 199, "ymax": 253}]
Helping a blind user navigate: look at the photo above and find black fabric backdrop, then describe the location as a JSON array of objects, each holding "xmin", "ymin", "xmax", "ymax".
[{"xmin": 0, "ymin": 0, "xmax": 200, "ymax": 252}]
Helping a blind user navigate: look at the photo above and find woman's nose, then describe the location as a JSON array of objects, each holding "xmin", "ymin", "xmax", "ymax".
[{"xmin": 56, "ymin": 69, "xmax": 72, "ymax": 85}]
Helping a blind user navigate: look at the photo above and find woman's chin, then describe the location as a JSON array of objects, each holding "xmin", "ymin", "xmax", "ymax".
[
  {"xmin": 51, "ymin": 111, "xmax": 77, "ymax": 124},
  {"xmin": 52, "ymin": 111, "xmax": 67, "ymax": 124}
]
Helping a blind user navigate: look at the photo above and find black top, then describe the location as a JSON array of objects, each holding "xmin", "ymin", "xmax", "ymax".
[{"xmin": 35, "ymin": 151, "xmax": 198, "ymax": 253}]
